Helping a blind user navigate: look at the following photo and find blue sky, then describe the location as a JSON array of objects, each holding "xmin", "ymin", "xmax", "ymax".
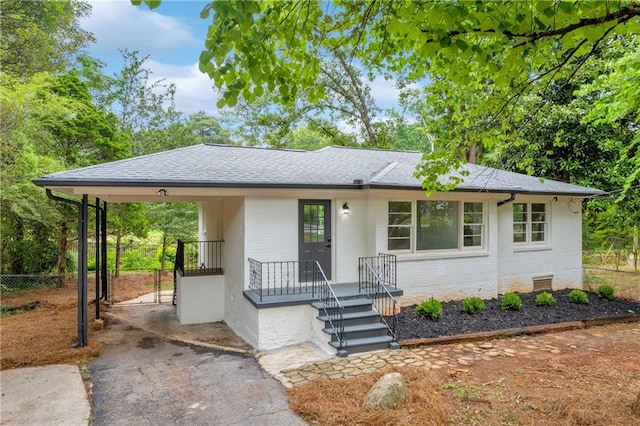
[{"xmin": 81, "ymin": 1, "xmax": 407, "ymax": 120}]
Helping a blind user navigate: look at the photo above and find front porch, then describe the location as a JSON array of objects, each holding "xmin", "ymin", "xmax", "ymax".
[
  {"xmin": 244, "ymin": 254, "xmax": 403, "ymax": 356},
  {"xmin": 244, "ymin": 255, "xmax": 403, "ymax": 308}
]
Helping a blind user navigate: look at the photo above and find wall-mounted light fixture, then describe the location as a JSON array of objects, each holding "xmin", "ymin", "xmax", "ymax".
[
  {"xmin": 157, "ymin": 189, "xmax": 168, "ymax": 197},
  {"xmin": 342, "ymin": 202, "xmax": 350, "ymax": 215}
]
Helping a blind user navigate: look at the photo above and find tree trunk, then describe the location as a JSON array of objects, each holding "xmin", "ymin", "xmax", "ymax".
[
  {"xmin": 55, "ymin": 221, "xmax": 69, "ymax": 288},
  {"xmin": 10, "ymin": 219, "xmax": 25, "ymax": 274},
  {"xmin": 466, "ymin": 140, "xmax": 483, "ymax": 164},
  {"xmin": 115, "ymin": 232, "xmax": 122, "ymax": 278},
  {"xmin": 633, "ymin": 225, "xmax": 638, "ymax": 272},
  {"xmin": 56, "ymin": 221, "xmax": 68, "ymax": 276},
  {"xmin": 160, "ymin": 233, "xmax": 167, "ymax": 273}
]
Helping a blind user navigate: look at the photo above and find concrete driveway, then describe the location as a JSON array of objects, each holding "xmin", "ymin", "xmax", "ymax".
[{"xmin": 90, "ymin": 318, "xmax": 306, "ymax": 425}]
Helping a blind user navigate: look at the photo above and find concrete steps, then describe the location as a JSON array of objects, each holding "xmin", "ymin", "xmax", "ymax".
[{"xmin": 313, "ymin": 296, "xmax": 397, "ymax": 356}]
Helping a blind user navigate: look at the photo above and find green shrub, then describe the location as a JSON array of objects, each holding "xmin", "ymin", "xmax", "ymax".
[
  {"xmin": 535, "ymin": 291, "xmax": 556, "ymax": 306},
  {"xmin": 568, "ymin": 289, "xmax": 589, "ymax": 304},
  {"xmin": 416, "ymin": 297, "xmax": 443, "ymax": 321},
  {"xmin": 462, "ymin": 296, "xmax": 485, "ymax": 314},
  {"xmin": 501, "ymin": 292, "xmax": 522, "ymax": 311},
  {"xmin": 597, "ymin": 284, "xmax": 615, "ymax": 300}
]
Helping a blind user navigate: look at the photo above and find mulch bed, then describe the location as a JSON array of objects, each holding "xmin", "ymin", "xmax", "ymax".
[{"xmin": 396, "ymin": 289, "xmax": 640, "ymax": 340}]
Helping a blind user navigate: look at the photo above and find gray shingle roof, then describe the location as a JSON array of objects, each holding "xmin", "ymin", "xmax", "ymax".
[{"xmin": 33, "ymin": 144, "xmax": 603, "ymax": 196}]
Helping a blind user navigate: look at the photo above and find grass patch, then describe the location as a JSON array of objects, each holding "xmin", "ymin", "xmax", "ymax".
[{"xmin": 1, "ymin": 302, "xmax": 38, "ymax": 317}]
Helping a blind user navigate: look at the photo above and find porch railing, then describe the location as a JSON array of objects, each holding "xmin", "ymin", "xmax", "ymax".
[
  {"xmin": 358, "ymin": 254, "xmax": 398, "ymax": 341},
  {"xmin": 248, "ymin": 259, "xmax": 323, "ymax": 301},
  {"xmin": 176, "ymin": 240, "xmax": 224, "ymax": 275},
  {"xmin": 358, "ymin": 253, "xmax": 396, "ymax": 289},
  {"xmin": 248, "ymin": 258, "xmax": 345, "ymax": 350},
  {"xmin": 173, "ymin": 240, "xmax": 224, "ymax": 306}
]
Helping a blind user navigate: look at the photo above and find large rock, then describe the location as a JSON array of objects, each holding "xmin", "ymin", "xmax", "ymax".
[{"xmin": 363, "ymin": 372, "xmax": 407, "ymax": 409}]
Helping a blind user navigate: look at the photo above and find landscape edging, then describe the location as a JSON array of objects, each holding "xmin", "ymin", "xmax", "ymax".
[{"xmin": 399, "ymin": 313, "xmax": 640, "ymax": 348}]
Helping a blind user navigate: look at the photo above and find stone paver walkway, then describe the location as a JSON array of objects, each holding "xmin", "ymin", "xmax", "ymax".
[{"xmin": 275, "ymin": 322, "xmax": 640, "ymax": 388}]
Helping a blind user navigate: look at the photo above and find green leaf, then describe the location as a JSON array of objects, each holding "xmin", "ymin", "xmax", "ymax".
[
  {"xmin": 143, "ymin": 0, "xmax": 161, "ymax": 10},
  {"xmin": 439, "ymin": 36, "xmax": 452, "ymax": 48},
  {"xmin": 455, "ymin": 39, "xmax": 469, "ymax": 52}
]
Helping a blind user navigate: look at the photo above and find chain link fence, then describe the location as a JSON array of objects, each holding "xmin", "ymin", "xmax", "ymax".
[
  {"xmin": 1, "ymin": 268, "xmax": 175, "ymax": 317},
  {"xmin": 0, "ymin": 273, "xmax": 98, "ymax": 316}
]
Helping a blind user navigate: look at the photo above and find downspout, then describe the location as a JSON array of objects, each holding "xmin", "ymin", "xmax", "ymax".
[
  {"xmin": 497, "ymin": 193, "xmax": 516, "ymax": 207},
  {"xmin": 46, "ymin": 189, "xmax": 89, "ymax": 348}
]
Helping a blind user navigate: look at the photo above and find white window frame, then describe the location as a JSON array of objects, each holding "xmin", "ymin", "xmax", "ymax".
[
  {"xmin": 387, "ymin": 200, "xmax": 486, "ymax": 253},
  {"xmin": 513, "ymin": 202, "xmax": 548, "ymax": 245}
]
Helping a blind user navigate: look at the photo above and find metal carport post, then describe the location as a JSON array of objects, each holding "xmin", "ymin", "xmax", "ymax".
[{"xmin": 45, "ymin": 190, "xmax": 89, "ymax": 347}]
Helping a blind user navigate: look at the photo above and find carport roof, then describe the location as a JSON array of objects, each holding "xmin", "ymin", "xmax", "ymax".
[{"xmin": 33, "ymin": 143, "xmax": 603, "ymax": 196}]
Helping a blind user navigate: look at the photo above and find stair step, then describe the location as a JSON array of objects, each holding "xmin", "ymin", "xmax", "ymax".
[
  {"xmin": 323, "ymin": 322, "xmax": 388, "ymax": 336},
  {"xmin": 317, "ymin": 309, "xmax": 380, "ymax": 325},
  {"xmin": 324, "ymin": 322, "xmax": 389, "ymax": 342},
  {"xmin": 329, "ymin": 335, "xmax": 394, "ymax": 354},
  {"xmin": 311, "ymin": 297, "xmax": 370, "ymax": 310}
]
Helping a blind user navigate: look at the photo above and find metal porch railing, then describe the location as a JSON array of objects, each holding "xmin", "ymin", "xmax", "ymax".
[
  {"xmin": 248, "ymin": 258, "xmax": 345, "ymax": 350},
  {"xmin": 358, "ymin": 254, "xmax": 398, "ymax": 341},
  {"xmin": 248, "ymin": 259, "xmax": 324, "ymax": 300}
]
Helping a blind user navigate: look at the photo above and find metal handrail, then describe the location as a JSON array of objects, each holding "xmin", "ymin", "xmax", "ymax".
[
  {"xmin": 359, "ymin": 257, "xmax": 398, "ymax": 341},
  {"xmin": 313, "ymin": 260, "xmax": 345, "ymax": 350}
]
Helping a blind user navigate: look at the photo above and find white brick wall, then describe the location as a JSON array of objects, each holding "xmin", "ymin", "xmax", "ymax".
[{"xmin": 497, "ymin": 195, "xmax": 583, "ymax": 293}]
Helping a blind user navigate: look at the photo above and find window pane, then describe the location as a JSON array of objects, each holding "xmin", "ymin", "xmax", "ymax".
[
  {"xmin": 388, "ymin": 238, "xmax": 411, "ymax": 250},
  {"xmin": 389, "ymin": 201, "xmax": 412, "ymax": 213},
  {"xmin": 532, "ymin": 223, "xmax": 545, "ymax": 242},
  {"xmin": 464, "ymin": 202, "xmax": 483, "ymax": 213},
  {"xmin": 388, "ymin": 226, "xmax": 411, "ymax": 238},
  {"xmin": 464, "ymin": 235, "xmax": 482, "ymax": 247},
  {"xmin": 531, "ymin": 203, "xmax": 546, "ymax": 212},
  {"xmin": 513, "ymin": 223, "xmax": 527, "ymax": 243},
  {"xmin": 303, "ymin": 204, "xmax": 326, "ymax": 242},
  {"xmin": 513, "ymin": 203, "xmax": 527, "ymax": 223},
  {"xmin": 463, "ymin": 225, "xmax": 483, "ymax": 247},
  {"xmin": 417, "ymin": 201, "xmax": 459, "ymax": 250}
]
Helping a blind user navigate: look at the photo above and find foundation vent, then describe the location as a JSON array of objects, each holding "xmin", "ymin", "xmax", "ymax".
[{"xmin": 533, "ymin": 275, "xmax": 553, "ymax": 291}]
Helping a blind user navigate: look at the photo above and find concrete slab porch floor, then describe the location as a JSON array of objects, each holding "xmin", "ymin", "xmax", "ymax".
[{"xmin": 105, "ymin": 302, "xmax": 253, "ymax": 354}]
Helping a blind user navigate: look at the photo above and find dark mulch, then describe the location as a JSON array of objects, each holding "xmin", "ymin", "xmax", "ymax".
[{"xmin": 396, "ymin": 289, "xmax": 640, "ymax": 340}]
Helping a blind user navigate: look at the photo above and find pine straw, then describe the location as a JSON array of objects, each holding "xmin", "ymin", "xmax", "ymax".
[
  {"xmin": 547, "ymin": 389, "xmax": 640, "ymax": 426},
  {"xmin": 286, "ymin": 366, "xmax": 450, "ymax": 426},
  {"xmin": 1, "ymin": 301, "xmax": 103, "ymax": 370},
  {"xmin": 0, "ymin": 272, "xmax": 169, "ymax": 370}
]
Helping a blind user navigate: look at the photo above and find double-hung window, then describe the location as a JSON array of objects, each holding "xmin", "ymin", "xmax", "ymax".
[
  {"xmin": 387, "ymin": 201, "xmax": 485, "ymax": 252},
  {"xmin": 387, "ymin": 201, "xmax": 412, "ymax": 250},
  {"xmin": 513, "ymin": 202, "xmax": 547, "ymax": 244}
]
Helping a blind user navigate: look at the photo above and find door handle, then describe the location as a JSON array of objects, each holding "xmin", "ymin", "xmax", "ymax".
[{"xmin": 325, "ymin": 244, "xmax": 331, "ymax": 248}]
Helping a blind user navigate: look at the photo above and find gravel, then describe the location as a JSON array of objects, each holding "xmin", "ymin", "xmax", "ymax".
[{"xmin": 396, "ymin": 289, "xmax": 640, "ymax": 340}]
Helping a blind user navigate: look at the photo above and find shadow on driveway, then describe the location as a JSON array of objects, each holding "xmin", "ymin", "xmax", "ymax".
[{"xmin": 90, "ymin": 318, "xmax": 306, "ymax": 425}]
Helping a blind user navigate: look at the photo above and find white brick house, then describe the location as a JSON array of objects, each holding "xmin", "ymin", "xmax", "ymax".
[{"xmin": 34, "ymin": 144, "xmax": 602, "ymax": 355}]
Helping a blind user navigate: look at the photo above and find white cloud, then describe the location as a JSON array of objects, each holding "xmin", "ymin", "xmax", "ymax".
[
  {"xmin": 368, "ymin": 76, "xmax": 403, "ymax": 108},
  {"xmin": 147, "ymin": 60, "xmax": 220, "ymax": 116},
  {"xmin": 367, "ymin": 76, "xmax": 423, "ymax": 110},
  {"xmin": 82, "ymin": 1, "xmax": 201, "ymax": 57}
]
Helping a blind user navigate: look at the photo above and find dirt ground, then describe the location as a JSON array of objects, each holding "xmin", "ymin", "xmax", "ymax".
[{"xmin": 0, "ymin": 271, "xmax": 172, "ymax": 370}]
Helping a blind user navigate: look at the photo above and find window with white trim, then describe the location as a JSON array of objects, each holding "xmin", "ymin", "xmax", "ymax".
[
  {"xmin": 513, "ymin": 202, "xmax": 547, "ymax": 244},
  {"xmin": 387, "ymin": 201, "xmax": 412, "ymax": 250},
  {"xmin": 387, "ymin": 201, "xmax": 485, "ymax": 252}
]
